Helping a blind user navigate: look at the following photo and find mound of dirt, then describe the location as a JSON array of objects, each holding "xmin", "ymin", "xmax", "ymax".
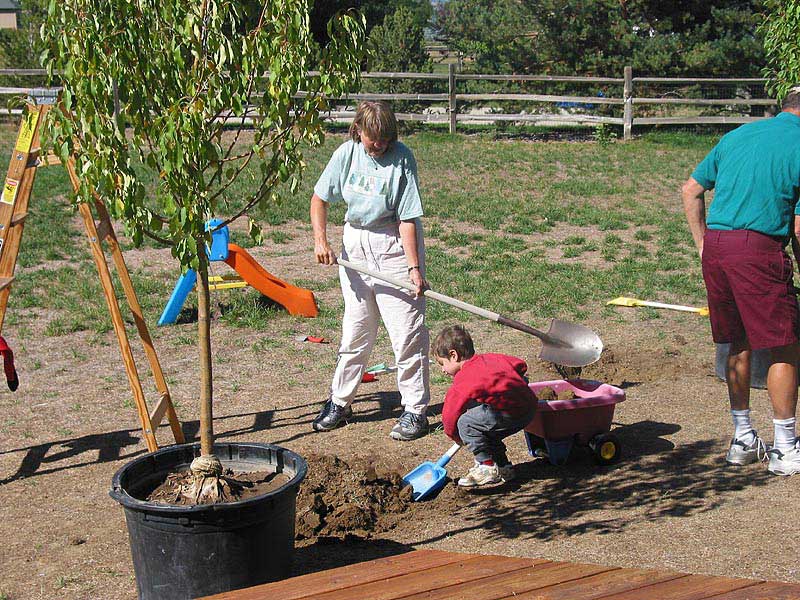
[
  {"xmin": 295, "ymin": 454, "xmax": 413, "ymax": 540},
  {"xmin": 535, "ymin": 387, "xmax": 577, "ymax": 401}
]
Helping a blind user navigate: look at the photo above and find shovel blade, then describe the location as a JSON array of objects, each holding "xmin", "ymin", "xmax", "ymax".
[
  {"xmin": 402, "ymin": 461, "xmax": 448, "ymax": 501},
  {"xmin": 539, "ymin": 319, "xmax": 604, "ymax": 367}
]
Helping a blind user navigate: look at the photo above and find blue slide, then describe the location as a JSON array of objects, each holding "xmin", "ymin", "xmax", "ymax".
[{"xmin": 158, "ymin": 269, "xmax": 198, "ymax": 326}]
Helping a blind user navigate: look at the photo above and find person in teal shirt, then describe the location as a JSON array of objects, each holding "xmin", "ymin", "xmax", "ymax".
[
  {"xmin": 310, "ymin": 101, "xmax": 431, "ymax": 441},
  {"xmin": 682, "ymin": 89, "xmax": 800, "ymax": 476}
]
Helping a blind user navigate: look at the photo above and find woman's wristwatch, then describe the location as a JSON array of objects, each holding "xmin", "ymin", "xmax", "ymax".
[{"xmin": 407, "ymin": 265, "xmax": 420, "ymax": 273}]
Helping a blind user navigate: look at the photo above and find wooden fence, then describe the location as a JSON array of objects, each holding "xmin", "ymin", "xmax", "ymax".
[{"xmin": 0, "ymin": 67, "xmax": 777, "ymax": 140}]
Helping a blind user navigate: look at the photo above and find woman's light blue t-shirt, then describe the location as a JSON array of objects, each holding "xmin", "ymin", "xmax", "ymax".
[{"xmin": 313, "ymin": 139, "xmax": 423, "ymax": 228}]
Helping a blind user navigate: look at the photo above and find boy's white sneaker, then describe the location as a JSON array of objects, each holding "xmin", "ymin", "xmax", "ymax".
[
  {"xmin": 457, "ymin": 463, "xmax": 501, "ymax": 487},
  {"xmin": 725, "ymin": 430, "xmax": 766, "ymax": 465},
  {"xmin": 767, "ymin": 440, "xmax": 800, "ymax": 476}
]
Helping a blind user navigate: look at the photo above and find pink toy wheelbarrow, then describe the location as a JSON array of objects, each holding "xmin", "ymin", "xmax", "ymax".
[{"xmin": 525, "ymin": 379, "xmax": 625, "ymax": 466}]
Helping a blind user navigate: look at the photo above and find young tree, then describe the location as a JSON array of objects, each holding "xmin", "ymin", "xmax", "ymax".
[{"xmin": 40, "ymin": 0, "xmax": 365, "ymax": 502}]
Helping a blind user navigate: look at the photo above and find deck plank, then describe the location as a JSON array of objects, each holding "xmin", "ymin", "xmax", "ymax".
[
  {"xmin": 309, "ymin": 555, "xmax": 540, "ymax": 600},
  {"xmin": 401, "ymin": 561, "xmax": 618, "ymax": 600},
  {"xmin": 504, "ymin": 568, "xmax": 688, "ymax": 600},
  {"xmin": 598, "ymin": 574, "xmax": 761, "ymax": 600},
  {"xmin": 201, "ymin": 549, "xmax": 474, "ymax": 600},
  {"xmin": 705, "ymin": 582, "xmax": 800, "ymax": 600},
  {"xmin": 200, "ymin": 550, "xmax": 800, "ymax": 600}
]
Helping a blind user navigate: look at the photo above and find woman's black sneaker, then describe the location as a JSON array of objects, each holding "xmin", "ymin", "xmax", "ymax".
[{"xmin": 312, "ymin": 398, "xmax": 352, "ymax": 431}]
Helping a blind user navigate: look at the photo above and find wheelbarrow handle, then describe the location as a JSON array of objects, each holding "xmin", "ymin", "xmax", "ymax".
[
  {"xmin": 335, "ymin": 259, "xmax": 556, "ymax": 344},
  {"xmin": 436, "ymin": 443, "xmax": 462, "ymax": 468}
]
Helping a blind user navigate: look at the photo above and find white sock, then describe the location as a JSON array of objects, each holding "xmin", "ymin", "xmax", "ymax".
[
  {"xmin": 731, "ymin": 409, "xmax": 754, "ymax": 443},
  {"xmin": 772, "ymin": 417, "xmax": 796, "ymax": 452}
]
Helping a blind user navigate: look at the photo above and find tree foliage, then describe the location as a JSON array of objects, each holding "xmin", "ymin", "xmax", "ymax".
[
  {"xmin": 436, "ymin": 0, "xmax": 765, "ymax": 76},
  {"xmin": 310, "ymin": 0, "xmax": 431, "ymax": 46},
  {"xmin": 759, "ymin": 0, "xmax": 800, "ymax": 100},
  {"xmin": 367, "ymin": 7, "xmax": 431, "ymax": 73},
  {"xmin": 366, "ymin": 7, "xmax": 432, "ymax": 111},
  {"xmin": 41, "ymin": 0, "xmax": 364, "ymax": 270}
]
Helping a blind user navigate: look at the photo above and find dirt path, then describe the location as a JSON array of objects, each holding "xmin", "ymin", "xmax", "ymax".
[{"xmin": 0, "ymin": 234, "xmax": 796, "ymax": 599}]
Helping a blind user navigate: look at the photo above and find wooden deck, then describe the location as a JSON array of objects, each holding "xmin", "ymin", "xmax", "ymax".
[{"xmin": 200, "ymin": 549, "xmax": 800, "ymax": 600}]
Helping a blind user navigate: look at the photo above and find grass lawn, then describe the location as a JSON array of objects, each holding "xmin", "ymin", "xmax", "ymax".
[{"xmin": 0, "ymin": 121, "xmax": 720, "ymax": 339}]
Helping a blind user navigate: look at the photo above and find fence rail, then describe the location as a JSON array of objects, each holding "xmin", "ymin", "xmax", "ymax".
[{"xmin": 0, "ymin": 67, "xmax": 776, "ymax": 139}]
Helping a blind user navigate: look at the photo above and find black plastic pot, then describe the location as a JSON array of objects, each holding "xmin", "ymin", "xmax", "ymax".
[{"xmin": 110, "ymin": 442, "xmax": 307, "ymax": 600}]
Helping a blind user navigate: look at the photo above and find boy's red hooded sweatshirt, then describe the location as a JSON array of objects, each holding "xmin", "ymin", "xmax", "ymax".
[{"xmin": 441, "ymin": 353, "xmax": 537, "ymax": 442}]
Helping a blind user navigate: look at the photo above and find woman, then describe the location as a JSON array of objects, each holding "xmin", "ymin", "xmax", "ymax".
[{"xmin": 310, "ymin": 100, "xmax": 430, "ymax": 441}]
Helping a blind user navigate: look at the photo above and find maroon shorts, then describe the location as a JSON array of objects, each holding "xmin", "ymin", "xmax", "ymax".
[{"xmin": 702, "ymin": 229, "xmax": 799, "ymax": 350}]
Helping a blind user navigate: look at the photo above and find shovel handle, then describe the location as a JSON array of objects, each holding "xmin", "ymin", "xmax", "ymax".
[
  {"xmin": 436, "ymin": 443, "xmax": 462, "ymax": 468},
  {"xmin": 336, "ymin": 259, "xmax": 553, "ymax": 342}
]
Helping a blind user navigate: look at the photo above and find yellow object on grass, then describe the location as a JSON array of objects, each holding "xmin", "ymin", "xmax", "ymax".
[{"xmin": 607, "ymin": 296, "xmax": 709, "ymax": 316}]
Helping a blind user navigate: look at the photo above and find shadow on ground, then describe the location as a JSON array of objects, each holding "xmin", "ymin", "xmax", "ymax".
[
  {"xmin": 291, "ymin": 537, "xmax": 414, "ymax": 577},
  {"xmin": 413, "ymin": 419, "xmax": 774, "ymax": 544}
]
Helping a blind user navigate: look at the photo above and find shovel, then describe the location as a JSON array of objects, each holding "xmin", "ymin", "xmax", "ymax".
[
  {"xmin": 403, "ymin": 443, "xmax": 461, "ymax": 501},
  {"xmin": 607, "ymin": 296, "xmax": 709, "ymax": 316},
  {"xmin": 337, "ymin": 258, "xmax": 603, "ymax": 367}
]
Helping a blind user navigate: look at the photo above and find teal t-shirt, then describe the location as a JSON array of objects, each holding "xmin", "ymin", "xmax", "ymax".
[
  {"xmin": 313, "ymin": 139, "xmax": 423, "ymax": 228},
  {"xmin": 692, "ymin": 111, "xmax": 800, "ymax": 239}
]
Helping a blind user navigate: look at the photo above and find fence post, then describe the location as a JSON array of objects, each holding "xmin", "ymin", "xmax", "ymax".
[
  {"xmin": 448, "ymin": 63, "xmax": 457, "ymax": 134},
  {"xmin": 623, "ymin": 66, "xmax": 633, "ymax": 140}
]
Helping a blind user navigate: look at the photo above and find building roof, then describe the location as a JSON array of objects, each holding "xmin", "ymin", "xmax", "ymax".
[{"xmin": 0, "ymin": 0, "xmax": 20, "ymax": 11}]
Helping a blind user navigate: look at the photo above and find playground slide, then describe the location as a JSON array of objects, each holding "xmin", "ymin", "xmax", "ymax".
[
  {"xmin": 224, "ymin": 244, "xmax": 318, "ymax": 318},
  {"xmin": 158, "ymin": 270, "xmax": 198, "ymax": 326}
]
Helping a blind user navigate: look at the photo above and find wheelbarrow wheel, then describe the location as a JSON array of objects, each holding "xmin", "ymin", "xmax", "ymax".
[{"xmin": 590, "ymin": 433, "xmax": 621, "ymax": 465}]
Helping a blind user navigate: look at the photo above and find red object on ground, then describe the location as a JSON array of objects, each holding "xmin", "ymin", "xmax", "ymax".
[
  {"xmin": 361, "ymin": 372, "xmax": 377, "ymax": 383},
  {"xmin": 224, "ymin": 244, "xmax": 318, "ymax": 317},
  {"xmin": 295, "ymin": 335, "xmax": 329, "ymax": 343},
  {"xmin": 0, "ymin": 336, "xmax": 19, "ymax": 391}
]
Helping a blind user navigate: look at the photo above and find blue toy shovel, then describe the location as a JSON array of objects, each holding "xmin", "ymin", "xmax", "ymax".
[{"xmin": 402, "ymin": 443, "xmax": 461, "ymax": 501}]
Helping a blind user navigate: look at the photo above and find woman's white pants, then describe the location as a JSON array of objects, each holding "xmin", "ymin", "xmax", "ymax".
[{"xmin": 330, "ymin": 222, "xmax": 430, "ymax": 414}]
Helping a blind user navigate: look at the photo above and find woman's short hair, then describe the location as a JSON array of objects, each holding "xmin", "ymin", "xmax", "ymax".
[
  {"xmin": 432, "ymin": 325, "xmax": 475, "ymax": 360},
  {"xmin": 349, "ymin": 100, "xmax": 398, "ymax": 144}
]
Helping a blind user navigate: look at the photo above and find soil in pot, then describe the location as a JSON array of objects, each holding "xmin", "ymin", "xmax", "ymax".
[{"xmin": 145, "ymin": 468, "xmax": 291, "ymax": 505}]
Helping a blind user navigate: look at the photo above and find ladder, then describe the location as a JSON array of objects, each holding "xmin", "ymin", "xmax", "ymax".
[{"xmin": 0, "ymin": 99, "xmax": 184, "ymax": 452}]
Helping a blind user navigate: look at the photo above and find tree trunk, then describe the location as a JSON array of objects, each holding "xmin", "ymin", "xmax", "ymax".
[{"xmin": 197, "ymin": 248, "xmax": 214, "ymax": 456}]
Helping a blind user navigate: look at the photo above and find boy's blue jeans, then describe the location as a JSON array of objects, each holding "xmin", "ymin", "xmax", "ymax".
[{"xmin": 457, "ymin": 403, "xmax": 537, "ymax": 465}]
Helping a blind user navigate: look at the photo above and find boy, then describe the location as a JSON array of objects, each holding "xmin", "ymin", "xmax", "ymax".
[{"xmin": 433, "ymin": 325, "xmax": 538, "ymax": 487}]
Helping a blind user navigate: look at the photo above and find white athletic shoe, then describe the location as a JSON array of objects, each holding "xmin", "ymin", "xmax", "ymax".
[
  {"xmin": 725, "ymin": 430, "xmax": 767, "ymax": 466},
  {"xmin": 767, "ymin": 440, "xmax": 800, "ymax": 476},
  {"xmin": 457, "ymin": 463, "xmax": 501, "ymax": 487}
]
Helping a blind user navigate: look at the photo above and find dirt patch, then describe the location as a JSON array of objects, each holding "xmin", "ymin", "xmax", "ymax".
[
  {"xmin": 549, "ymin": 343, "xmax": 712, "ymax": 388},
  {"xmin": 146, "ymin": 469, "xmax": 291, "ymax": 505},
  {"xmin": 295, "ymin": 454, "xmax": 413, "ymax": 540}
]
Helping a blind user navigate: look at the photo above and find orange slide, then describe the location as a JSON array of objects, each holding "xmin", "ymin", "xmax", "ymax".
[{"xmin": 224, "ymin": 244, "xmax": 318, "ymax": 317}]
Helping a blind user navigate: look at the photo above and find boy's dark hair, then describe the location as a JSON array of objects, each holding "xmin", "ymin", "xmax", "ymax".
[{"xmin": 432, "ymin": 325, "xmax": 475, "ymax": 360}]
